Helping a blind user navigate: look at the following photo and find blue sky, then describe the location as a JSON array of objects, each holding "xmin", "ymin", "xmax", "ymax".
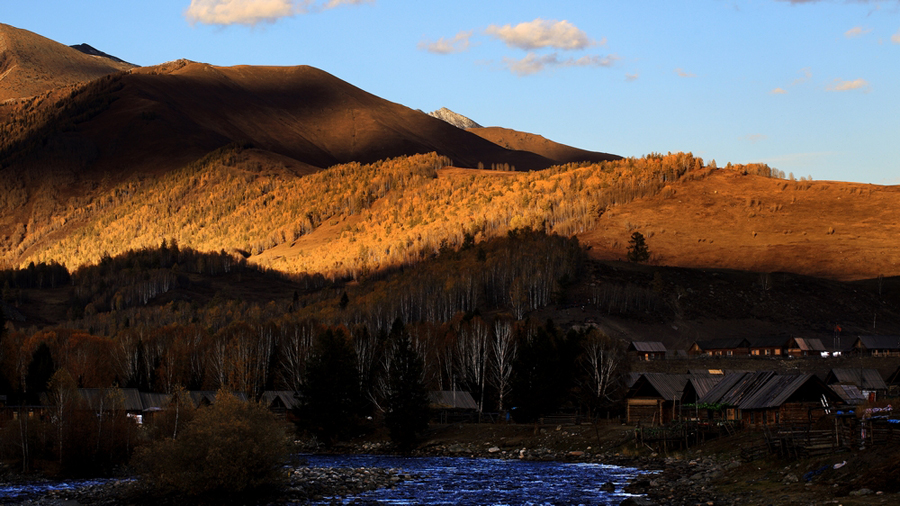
[{"xmin": 4, "ymin": 0, "xmax": 899, "ymax": 184}]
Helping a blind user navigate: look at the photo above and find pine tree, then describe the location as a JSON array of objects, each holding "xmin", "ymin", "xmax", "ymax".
[
  {"xmin": 383, "ymin": 328, "xmax": 430, "ymax": 451},
  {"xmin": 297, "ymin": 328, "xmax": 362, "ymax": 446},
  {"xmin": 626, "ymin": 232, "xmax": 650, "ymax": 263}
]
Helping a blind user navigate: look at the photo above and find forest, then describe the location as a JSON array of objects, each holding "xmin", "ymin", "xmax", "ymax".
[
  {"xmin": 0, "ymin": 231, "xmax": 633, "ymax": 475},
  {"xmin": 2, "ymin": 146, "xmax": 783, "ymax": 282}
]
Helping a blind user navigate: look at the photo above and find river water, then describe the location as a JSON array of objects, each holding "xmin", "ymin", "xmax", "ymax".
[
  {"xmin": 0, "ymin": 456, "xmax": 647, "ymax": 505},
  {"xmin": 304, "ymin": 454, "xmax": 647, "ymax": 505}
]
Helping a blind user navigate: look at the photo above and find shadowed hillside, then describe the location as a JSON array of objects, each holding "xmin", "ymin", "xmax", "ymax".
[{"xmin": 468, "ymin": 126, "xmax": 620, "ymax": 165}]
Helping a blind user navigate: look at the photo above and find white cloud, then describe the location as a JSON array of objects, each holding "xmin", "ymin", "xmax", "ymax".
[
  {"xmin": 770, "ymin": 87, "xmax": 787, "ymax": 94},
  {"xmin": 503, "ymin": 52, "xmax": 617, "ymax": 76},
  {"xmin": 418, "ymin": 31, "xmax": 474, "ymax": 54},
  {"xmin": 844, "ymin": 26, "xmax": 872, "ymax": 38},
  {"xmin": 185, "ymin": 0, "xmax": 370, "ymax": 26},
  {"xmin": 745, "ymin": 134, "xmax": 768, "ymax": 143},
  {"xmin": 892, "ymin": 29, "xmax": 900, "ymax": 43},
  {"xmin": 826, "ymin": 78, "xmax": 870, "ymax": 92},
  {"xmin": 791, "ymin": 67, "xmax": 812, "ymax": 86},
  {"xmin": 485, "ymin": 19, "xmax": 599, "ymax": 51},
  {"xmin": 625, "ymin": 73, "xmax": 639, "ymax": 82},
  {"xmin": 674, "ymin": 68, "xmax": 696, "ymax": 78}
]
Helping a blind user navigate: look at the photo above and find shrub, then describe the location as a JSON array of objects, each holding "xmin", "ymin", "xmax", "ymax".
[{"xmin": 132, "ymin": 391, "xmax": 291, "ymax": 500}]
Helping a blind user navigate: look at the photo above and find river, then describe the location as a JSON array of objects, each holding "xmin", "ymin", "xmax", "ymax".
[
  {"xmin": 304, "ymin": 454, "xmax": 647, "ymax": 505},
  {"xmin": 0, "ymin": 455, "xmax": 648, "ymax": 504}
]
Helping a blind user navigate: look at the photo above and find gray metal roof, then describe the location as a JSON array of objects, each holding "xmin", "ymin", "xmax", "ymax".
[
  {"xmin": 261, "ymin": 391, "xmax": 300, "ymax": 410},
  {"xmin": 688, "ymin": 375, "xmax": 726, "ymax": 399},
  {"xmin": 140, "ymin": 392, "xmax": 172, "ymax": 412},
  {"xmin": 792, "ymin": 338, "xmax": 826, "ymax": 352},
  {"xmin": 830, "ymin": 384, "xmax": 866, "ymax": 405},
  {"xmin": 629, "ymin": 341, "xmax": 667, "ymax": 353},
  {"xmin": 738, "ymin": 374, "xmax": 815, "ymax": 410},
  {"xmin": 630, "ymin": 373, "xmax": 690, "ymax": 401},
  {"xmin": 429, "ymin": 390, "xmax": 478, "ymax": 410},
  {"xmin": 693, "ymin": 338, "xmax": 750, "ymax": 351},
  {"xmin": 77, "ymin": 388, "xmax": 144, "ymax": 411},
  {"xmin": 855, "ymin": 336, "xmax": 900, "ymax": 351},
  {"xmin": 748, "ymin": 336, "xmax": 789, "ymax": 348},
  {"xmin": 825, "ymin": 368, "xmax": 887, "ymax": 390},
  {"xmin": 699, "ymin": 371, "xmax": 841, "ymax": 410},
  {"xmin": 698, "ymin": 371, "xmax": 775, "ymax": 406}
]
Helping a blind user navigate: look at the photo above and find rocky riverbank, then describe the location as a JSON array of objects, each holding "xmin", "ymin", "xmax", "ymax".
[{"xmin": 1, "ymin": 465, "xmax": 412, "ymax": 505}]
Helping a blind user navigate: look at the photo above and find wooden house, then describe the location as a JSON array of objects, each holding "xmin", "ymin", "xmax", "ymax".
[
  {"xmin": 261, "ymin": 391, "xmax": 300, "ymax": 421},
  {"xmin": 77, "ymin": 388, "xmax": 144, "ymax": 414},
  {"xmin": 689, "ymin": 338, "xmax": 751, "ymax": 357},
  {"xmin": 698, "ymin": 371, "xmax": 842, "ymax": 427},
  {"xmin": 853, "ymin": 336, "xmax": 900, "ymax": 357},
  {"xmin": 627, "ymin": 341, "xmax": 667, "ymax": 360},
  {"xmin": 824, "ymin": 368, "xmax": 887, "ymax": 402},
  {"xmin": 786, "ymin": 337, "xmax": 826, "ymax": 357},
  {"xmin": 626, "ymin": 373, "xmax": 690, "ymax": 425},
  {"xmin": 429, "ymin": 390, "xmax": 478, "ymax": 423},
  {"xmin": 748, "ymin": 337, "xmax": 788, "ymax": 357},
  {"xmin": 829, "ymin": 384, "xmax": 867, "ymax": 405}
]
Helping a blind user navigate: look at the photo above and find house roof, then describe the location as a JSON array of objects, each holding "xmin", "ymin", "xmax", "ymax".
[
  {"xmin": 855, "ymin": 336, "xmax": 900, "ymax": 351},
  {"xmin": 629, "ymin": 341, "xmax": 667, "ymax": 353},
  {"xmin": 140, "ymin": 392, "xmax": 172, "ymax": 412},
  {"xmin": 748, "ymin": 336, "xmax": 789, "ymax": 349},
  {"xmin": 825, "ymin": 368, "xmax": 887, "ymax": 390},
  {"xmin": 628, "ymin": 373, "xmax": 691, "ymax": 401},
  {"xmin": 261, "ymin": 391, "xmax": 300, "ymax": 410},
  {"xmin": 77, "ymin": 388, "xmax": 144, "ymax": 411},
  {"xmin": 699, "ymin": 371, "xmax": 776, "ymax": 407},
  {"xmin": 429, "ymin": 390, "xmax": 478, "ymax": 410},
  {"xmin": 699, "ymin": 371, "xmax": 841, "ymax": 410},
  {"xmin": 739, "ymin": 374, "xmax": 817, "ymax": 410},
  {"xmin": 792, "ymin": 338, "xmax": 826, "ymax": 352},
  {"xmin": 830, "ymin": 384, "xmax": 866, "ymax": 405},
  {"xmin": 626, "ymin": 372, "xmax": 643, "ymax": 388},
  {"xmin": 688, "ymin": 375, "xmax": 726, "ymax": 399},
  {"xmin": 693, "ymin": 338, "xmax": 750, "ymax": 351}
]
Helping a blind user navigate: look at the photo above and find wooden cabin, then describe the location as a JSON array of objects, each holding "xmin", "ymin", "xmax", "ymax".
[
  {"xmin": 853, "ymin": 336, "xmax": 900, "ymax": 357},
  {"xmin": 689, "ymin": 338, "xmax": 751, "ymax": 357},
  {"xmin": 698, "ymin": 371, "xmax": 842, "ymax": 427},
  {"xmin": 748, "ymin": 337, "xmax": 788, "ymax": 357},
  {"xmin": 627, "ymin": 341, "xmax": 667, "ymax": 361},
  {"xmin": 786, "ymin": 337, "xmax": 826, "ymax": 357},
  {"xmin": 626, "ymin": 373, "xmax": 689, "ymax": 425},
  {"xmin": 824, "ymin": 368, "xmax": 887, "ymax": 402}
]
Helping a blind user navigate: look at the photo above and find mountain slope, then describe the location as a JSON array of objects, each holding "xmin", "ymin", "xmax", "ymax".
[
  {"xmin": 467, "ymin": 126, "xmax": 620, "ymax": 165},
  {"xmin": 579, "ymin": 169, "xmax": 900, "ymax": 281},
  {"xmin": 0, "ymin": 23, "xmax": 133, "ymax": 101}
]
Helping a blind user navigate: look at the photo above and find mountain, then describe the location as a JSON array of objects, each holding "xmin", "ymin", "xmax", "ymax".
[
  {"xmin": 428, "ymin": 107, "xmax": 482, "ymax": 129},
  {"xmin": 0, "ymin": 23, "xmax": 133, "ymax": 101},
  {"xmin": 69, "ymin": 43, "xmax": 132, "ymax": 66},
  {"xmin": 467, "ymin": 126, "xmax": 620, "ymax": 165}
]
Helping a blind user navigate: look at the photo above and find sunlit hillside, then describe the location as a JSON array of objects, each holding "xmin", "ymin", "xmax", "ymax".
[{"xmin": 12, "ymin": 148, "xmax": 716, "ymax": 279}]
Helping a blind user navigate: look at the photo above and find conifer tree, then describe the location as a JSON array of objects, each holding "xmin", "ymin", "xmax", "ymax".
[
  {"xmin": 297, "ymin": 328, "xmax": 362, "ymax": 446},
  {"xmin": 626, "ymin": 232, "xmax": 650, "ymax": 263},
  {"xmin": 383, "ymin": 326, "xmax": 430, "ymax": 451}
]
